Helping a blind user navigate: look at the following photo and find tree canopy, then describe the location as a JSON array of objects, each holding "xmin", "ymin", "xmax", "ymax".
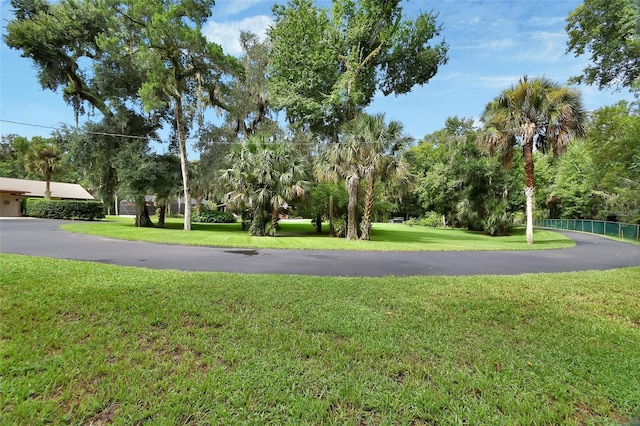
[
  {"xmin": 268, "ymin": 0, "xmax": 448, "ymax": 139},
  {"xmin": 566, "ymin": 0, "xmax": 640, "ymax": 90}
]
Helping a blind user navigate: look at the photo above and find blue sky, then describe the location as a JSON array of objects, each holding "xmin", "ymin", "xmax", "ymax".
[{"xmin": 0, "ymin": 0, "xmax": 636, "ymax": 144}]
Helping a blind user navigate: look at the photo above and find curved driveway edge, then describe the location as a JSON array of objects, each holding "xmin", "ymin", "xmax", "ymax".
[{"xmin": 1, "ymin": 218, "xmax": 639, "ymax": 277}]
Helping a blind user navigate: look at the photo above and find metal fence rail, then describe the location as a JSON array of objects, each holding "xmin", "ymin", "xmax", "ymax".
[{"xmin": 535, "ymin": 219, "xmax": 640, "ymax": 242}]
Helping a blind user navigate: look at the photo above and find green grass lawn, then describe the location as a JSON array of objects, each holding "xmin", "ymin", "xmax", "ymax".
[
  {"xmin": 2, "ymin": 254, "xmax": 639, "ymax": 425},
  {"xmin": 60, "ymin": 216, "xmax": 574, "ymax": 251}
]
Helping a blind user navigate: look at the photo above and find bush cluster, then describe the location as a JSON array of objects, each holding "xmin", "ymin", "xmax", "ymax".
[
  {"xmin": 191, "ymin": 209, "xmax": 237, "ymax": 223},
  {"xmin": 24, "ymin": 198, "xmax": 105, "ymax": 220},
  {"xmin": 407, "ymin": 211, "xmax": 443, "ymax": 227}
]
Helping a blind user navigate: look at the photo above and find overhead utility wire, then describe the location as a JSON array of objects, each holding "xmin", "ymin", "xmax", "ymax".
[
  {"xmin": 1, "ymin": 119, "xmax": 407, "ymax": 146},
  {"xmin": 1, "ymin": 119, "xmax": 153, "ymax": 141}
]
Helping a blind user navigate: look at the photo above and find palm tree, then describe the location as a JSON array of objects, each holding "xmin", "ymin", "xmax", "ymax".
[
  {"xmin": 315, "ymin": 130, "xmax": 367, "ymax": 240},
  {"xmin": 481, "ymin": 76, "xmax": 586, "ymax": 244},
  {"xmin": 24, "ymin": 143, "xmax": 63, "ymax": 199},
  {"xmin": 221, "ymin": 135, "xmax": 309, "ymax": 236},
  {"xmin": 353, "ymin": 114, "xmax": 413, "ymax": 240},
  {"xmin": 315, "ymin": 113, "xmax": 412, "ymax": 240}
]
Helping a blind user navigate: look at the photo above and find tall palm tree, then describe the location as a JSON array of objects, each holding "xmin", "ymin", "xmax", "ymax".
[
  {"xmin": 315, "ymin": 128, "xmax": 367, "ymax": 240},
  {"xmin": 481, "ymin": 76, "xmax": 586, "ymax": 244},
  {"xmin": 354, "ymin": 114, "xmax": 413, "ymax": 240},
  {"xmin": 315, "ymin": 113, "xmax": 412, "ymax": 241},
  {"xmin": 24, "ymin": 143, "xmax": 63, "ymax": 199}
]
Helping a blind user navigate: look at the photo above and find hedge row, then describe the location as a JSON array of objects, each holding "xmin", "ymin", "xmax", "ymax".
[
  {"xmin": 192, "ymin": 209, "xmax": 237, "ymax": 223},
  {"xmin": 24, "ymin": 198, "xmax": 105, "ymax": 220}
]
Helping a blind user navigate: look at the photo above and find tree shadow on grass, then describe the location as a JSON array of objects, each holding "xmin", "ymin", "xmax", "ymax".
[
  {"xmin": 160, "ymin": 220, "xmax": 321, "ymax": 237},
  {"xmin": 161, "ymin": 221, "xmax": 243, "ymax": 232},
  {"xmin": 371, "ymin": 225, "xmax": 572, "ymax": 248}
]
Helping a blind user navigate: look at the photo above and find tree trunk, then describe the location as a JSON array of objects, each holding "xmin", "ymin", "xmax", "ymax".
[
  {"xmin": 241, "ymin": 210, "xmax": 249, "ymax": 231},
  {"xmin": 135, "ymin": 196, "xmax": 154, "ymax": 227},
  {"xmin": 44, "ymin": 175, "xmax": 51, "ymax": 199},
  {"xmin": 329, "ymin": 195, "xmax": 335, "ymax": 237},
  {"xmin": 523, "ymin": 122, "xmax": 536, "ymax": 245},
  {"xmin": 315, "ymin": 212, "xmax": 323, "ymax": 233},
  {"xmin": 346, "ymin": 174, "xmax": 359, "ymax": 240},
  {"xmin": 360, "ymin": 172, "xmax": 375, "ymax": 240},
  {"xmin": 270, "ymin": 208, "xmax": 280, "ymax": 236},
  {"xmin": 250, "ymin": 210, "xmax": 266, "ymax": 236},
  {"xmin": 525, "ymin": 186, "xmax": 535, "ymax": 245},
  {"xmin": 157, "ymin": 202, "xmax": 166, "ymax": 228},
  {"xmin": 175, "ymin": 98, "xmax": 191, "ymax": 231},
  {"xmin": 195, "ymin": 197, "xmax": 202, "ymax": 216}
]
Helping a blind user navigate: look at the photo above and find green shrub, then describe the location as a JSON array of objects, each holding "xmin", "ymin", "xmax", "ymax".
[
  {"xmin": 483, "ymin": 200, "xmax": 514, "ymax": 236},
  {"xmin": 192, "ymin": 209, "xmax": 236, "ymax": 223},
  {"xmin": 332, "ymin": 218, "xmax": 346, "ymax": 238},
  {"xmin": 407, "ymin": 212, "xmax": 443, "ymax": 228},
  {"xmin": 24, "ymin": 198, "xmax": 105, "ymax": 220}
]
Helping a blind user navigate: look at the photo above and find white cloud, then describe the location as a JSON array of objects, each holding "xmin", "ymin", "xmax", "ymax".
[
  {"xmin": 477, "ymin": 75, "xmax": 522, "ymax": 90},
  {"xmin": 203, "ymin": 15, "xmax": 273, "ymax": 56},
  {"xmin": 512, "ymin": 30, "xmax": 568, "ymax": 64},
  {"xmin": 457, "ymin": 38, "xmax": 515, "ymax": 51},
  {"xmin": 532, "ymin": 31, "xmax": 566, "ymax": 53}
]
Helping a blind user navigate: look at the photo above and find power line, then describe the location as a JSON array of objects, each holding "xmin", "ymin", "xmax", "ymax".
[
  {"xmin": 1, "ymin": 119, "xmax": 58, "ymax": 130},
  {"xmin": 1, "ymin": 118, "xmax": 414, "ymax": 146},
  {"xmin": 1, "ymin": 119, "xmax": 155, "ymax": 141}
]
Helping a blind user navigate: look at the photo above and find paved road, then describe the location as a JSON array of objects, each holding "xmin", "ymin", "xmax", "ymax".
[{"xmin": 1, "ymin": 218, "xmax": 639, "ymax": 277}]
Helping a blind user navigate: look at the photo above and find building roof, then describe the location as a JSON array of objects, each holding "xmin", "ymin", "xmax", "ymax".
[{"xmin": 0, "ymin": 177, "xmax": 94, "ymax": 200}]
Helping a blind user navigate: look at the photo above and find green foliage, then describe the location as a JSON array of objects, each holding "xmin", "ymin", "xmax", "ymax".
[
  {"xmin": 4, "ymin": 0, "xmax": 112, "ymax": 118},
  {"xmin": 0, "ymin": 134, "xmax": 31, "ymax": 178},
  {"xmin": 566, "ymin": 0, "xmax": 640, "ymax": 90},
  {"xmin": 481, "ymin": 76, "xmax": 587, "ymax": 244},
  {"xmin": 98, "ymin": 0, "xmax": 241, "ymax": 231},
  {"xmin": 24, "ymin": 198, "xmax": 105, "ymax": 220},
  {"xmin": 4, "ymin": 0, "xmax": 169, "ymax": 216},
  {"xmin": 298, "ymin": 182, "xmax": 348, "ymax": 233},
  {"xmin": 331, "ymin": 218, "xmax": 346, "ymax": 238},
  {"xmin": 23, "ymin": 141, "xmax": 64, "ymax": 198},
  {"xmin": 5, "ymin": 0, "xmax": 242, "ymax": 232},
  {"xmin": 191, "ymin": 209, "xmax": 236, "ymax": 224},
  {"xmin": 409, "ymin": 117, "xmax": 522, "ymax": 236},
  {"xmin": 483, "ymin": 199, "xmax": 514, "ymax": 237},
  {"xmin": 221, "ymin": 134, "xmax": 310, "ymax": 236},
  {"xmin": 549, "ymin": 142, "xmax": 603, "ymax": 219},
  {"xmin": 269, "ymin": 0, "xmax": 447, "ymax": 137},
  {"xmin": 407, "ymin": 211, "xmax": 442, "ymax": 227},
  {"xmin": 533, "ymin": 102, "xmax": 640, "ymax": 223},
  {"xmin": 586, "ymin": 102, "xmax": 640, "ymax": 223},
  {"xmin": 314, "ymin": 113, "xmax": 412, "ymax": 240}
]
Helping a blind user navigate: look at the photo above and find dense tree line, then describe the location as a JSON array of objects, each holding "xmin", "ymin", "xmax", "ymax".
[{"xmin": 3, "ymin": 0, "xmax": 638, "ymax": 241}]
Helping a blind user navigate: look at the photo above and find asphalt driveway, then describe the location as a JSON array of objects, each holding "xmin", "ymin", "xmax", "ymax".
[{"xmin": 1, "ymin": 218, "xmax": 639, "ymax": 277}]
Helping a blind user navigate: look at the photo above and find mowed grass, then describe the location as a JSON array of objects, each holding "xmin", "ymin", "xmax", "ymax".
[
  {"xmin": 61, "ymin": 216, "xmax": 574, "ymax": 251},
  {"xmin": 2, "ymin": 254, "xmax": 639, "ymax": 425}
]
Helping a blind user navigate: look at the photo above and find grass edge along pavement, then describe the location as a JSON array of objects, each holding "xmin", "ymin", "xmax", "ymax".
[
  {"xmin": 1, "ymin": 253, "xmax": 639, "ymax": 425},
  {"xmin": 60, "ymin": 217, "xmax": 575, "ymax": 251}
]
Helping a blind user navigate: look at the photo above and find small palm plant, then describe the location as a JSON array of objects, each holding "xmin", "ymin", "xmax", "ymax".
[
  {"xmin": 24, "ymin": 143, "xmax": 63, "ymax": 199},
  {"xmin": 221, "ymin": 134, "xmax": 310, "ymax": 236}
]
